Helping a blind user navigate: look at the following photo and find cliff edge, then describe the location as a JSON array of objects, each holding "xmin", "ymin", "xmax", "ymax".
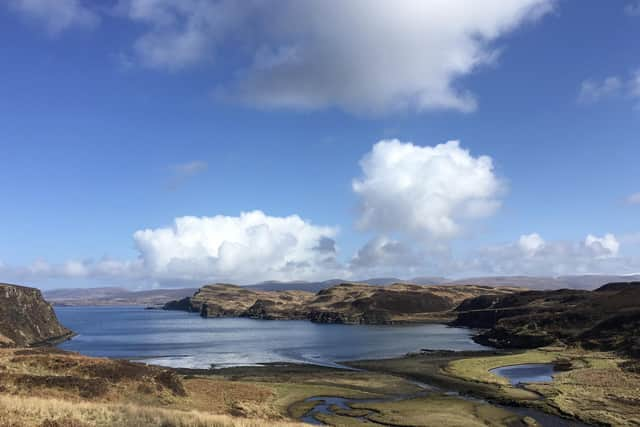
[{"xmin": 0, "ymin": 282, "xmax": 73, "ymax": 347}]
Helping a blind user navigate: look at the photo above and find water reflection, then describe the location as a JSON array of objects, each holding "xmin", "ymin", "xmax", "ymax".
[{"xmin": 55, "ymin": 306, "xmax": 487, "ymax": 368}]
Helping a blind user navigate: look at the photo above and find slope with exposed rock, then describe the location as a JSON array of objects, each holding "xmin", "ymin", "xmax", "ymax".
[
  {"xmin": 452, "ymin": 282, "xmax": 640, "ymax": 356},
  {"xmin": 167, "ymin": 284, "xmax": 315, "ymax": 320},
  {"xmin": 305, "ymin": 283, "xmax": 521, "ymax": 324},
  {"xmin": 0, "ymin": 283, "xmax": 73, "ymax": 347},
  {"xmin": 164, "ymin": 282, "xmax": 521, "ymax": 325}
]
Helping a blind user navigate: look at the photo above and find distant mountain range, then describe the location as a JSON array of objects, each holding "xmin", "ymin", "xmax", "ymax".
[
  {"xmin": 246, "ymin": 274, "xmax": 640, "ymax": 292},
  {"xmin": 44, "ymin": 287, "xmax": 198, "ymax": 307},
  {"xmin": 444, "ymin": 274, "xmax": 640, "ymax": 290},
  {"xmin": 43, "ymin": 274, "xmax": 640, "ymax": 306},
  {"xmin": 246, "ymin": 276, "xmax": 449, "ymax": 292}
]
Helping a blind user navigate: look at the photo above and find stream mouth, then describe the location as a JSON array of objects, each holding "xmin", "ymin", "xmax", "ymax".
[
  {"xmin": 301, "ymin": 396, "xmax": 385, "ymax": 425},
  {"xmin": 300, "ymin": 387, "xmax": 590, "ymax": 426}
]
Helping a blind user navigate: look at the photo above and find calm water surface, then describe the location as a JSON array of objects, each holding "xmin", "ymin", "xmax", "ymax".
[
  {"xmin": 55, "ymin": 306, "xmax": 487, "ymax": 368},
  {"xmin": 491, "ymin": 363, "xmax": 555, "ymax": 385}
]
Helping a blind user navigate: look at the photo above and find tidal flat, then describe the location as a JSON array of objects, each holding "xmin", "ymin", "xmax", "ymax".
[{"xmin": 2, "ymin": 342, "xmax": 638, "ymax": 426}]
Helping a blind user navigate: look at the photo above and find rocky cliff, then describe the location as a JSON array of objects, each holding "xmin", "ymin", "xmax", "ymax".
[
  {"xmin": 164, "ymin": 282, "xmax": 521, "ymax": 325},
  {"xmin": 0, "ymin": 283, "xmax": 73, "ymax": 347},
  {"xmin": 452, "ymin": 282, "xmax": 640, "ymax": 356},
  {"xmin": 166, "ymin": 283, "xmax": 315, "ymax": 320}
]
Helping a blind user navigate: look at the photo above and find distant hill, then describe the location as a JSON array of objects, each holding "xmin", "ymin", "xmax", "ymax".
[
  {"xmin": 446, "ymin": 275, "xmax": 640, "ymax": 290},
  {"xmin": 42, "ymin": 274, "xmax": 640, "ymax": 306},
  {"xmin": 44, "ymin": 287, "xmax": 198, "ymax": 307},
  {"xmin": 246, "ymin": 279, "xmax": 346, "ymax": 293},
  {"xmin": 247, "ymin": 276, "xmax": 449, "ymax": 292},
  {"xmin": 165, "ymin": 282, "xmax": 521, "ymax": 324},
  {"xmin": 247, "ymin": 275, "xmax": 639, "ymax": 292}
]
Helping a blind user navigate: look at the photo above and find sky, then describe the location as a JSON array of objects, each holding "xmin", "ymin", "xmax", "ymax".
[{"xmin": 0, "ymin": 0, "xmax": 639, "ymax": 289}]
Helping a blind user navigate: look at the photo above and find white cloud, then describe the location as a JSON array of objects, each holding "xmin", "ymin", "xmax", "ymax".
[
  {"xmin": 353, "ymin": 139, "xmax": 503, "ymax": 240},
  {"xmin": 0, "ymin": 211, "xmax": 342, "ymax": 285},
  {"xmin": 9, "ymin": 0, "xmax": 98, "ymax": 35},
  {"xmin": 351, "ymin": 236, "xmax": 416, "ymax": 270},
  {"xmin": 578, "ymin": 70, "xmax": 640, "ymax": 106},
  {"xmin": 3, "ymin": 229, "xmax": 638, "ymax": 287},
  {"xmin": 6, "ymin": 0, "xmax": 555, "ymax": 114},
  {"xmin": 463, "ymin": 233, "xmax": 632, "ymax": 276},
  {"xmin": 578, "ymin": 77, "xmax": 622, "ymax": 104},
  {"xmin": 585, "ymin": 233, "xmax": 619, "ymax": 258},
  {"xmin": 132, "ymin": 210, "xmax": 342, "ymax": 283},
  {"xmin": 0, "ymin": 257, "xmax": 143, "ymax": 283},
  {"xmin": 169, "ymin": 160, "xmax": 208, "ymax": 189},
  {"xmin": 518, "ymin": 233, "xmax": 545, "ymax": 256},
  {"xmin": 627, "ymin": 192, "xmax": 640, "ymax": 205},
  {"xmin": 113, "ymin": 0, "xmax": 554, "ymax": 114}
]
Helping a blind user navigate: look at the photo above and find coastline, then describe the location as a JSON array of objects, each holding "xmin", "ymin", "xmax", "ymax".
[{"xmin": 165, "ymin": 348, "xmax": 593, "ymax": 426}]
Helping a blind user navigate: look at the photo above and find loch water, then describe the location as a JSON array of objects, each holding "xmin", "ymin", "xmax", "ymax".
[{"xmin": 55, "ymin": 306, "xmax": 487, "ymax": 368}]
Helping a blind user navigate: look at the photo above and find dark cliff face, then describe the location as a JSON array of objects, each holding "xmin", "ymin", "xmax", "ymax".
[
  {"xmin": 162, "ymin": 297, "xmax": 195, "ymax": 312},
  {"xmin": 0, "ymin": 283, "xmax": 73, "ymax": 347},
  {"xmin": 452, "ymin": 283, "xmax": 640, "ymax": 356}
]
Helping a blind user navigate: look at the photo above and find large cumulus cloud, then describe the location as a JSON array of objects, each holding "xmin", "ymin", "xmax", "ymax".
[
  {"xmin": 131, "ymin": 210, "xmax": 342, "ymax": 283},
  {"xmin": 353, "ymin": 139, "xmax": 503, "ymax": 239},
  {"xmin": 8, "ymin": 0, "xmax": 554, "ymax": 114},
  {"xmin": 462, "ymin": 233, "xmax": 638, "ymax": 276}
]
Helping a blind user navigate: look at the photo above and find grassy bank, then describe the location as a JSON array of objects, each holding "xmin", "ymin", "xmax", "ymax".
[
  {"xmin": 2, "ymin": 346, "xmax": 638, "ymax": 426},
  {"xmin": 0, "ymin": 348, "xmax": 542, "ymax": 427},
  {"xmin": 350, "ymin": 347, "xmax": 640, "ymax": 427},
  {"xmin": 0, "ymin": 394, "xmax": 305, "ymax": 427}
]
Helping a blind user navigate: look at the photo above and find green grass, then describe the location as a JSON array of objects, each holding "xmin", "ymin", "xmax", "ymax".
[
  {"xmin": 445, "ymin": 349, "xmax": 558, "ymax": 385},
  {"xmin": 350, "ymin": 395, "xmax": 522, "ymax": 427}
]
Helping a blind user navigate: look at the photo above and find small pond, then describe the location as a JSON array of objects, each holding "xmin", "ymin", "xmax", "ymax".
[{"xmin": 490, "ymin": 363, "xmax": 555, "ymax": 385}]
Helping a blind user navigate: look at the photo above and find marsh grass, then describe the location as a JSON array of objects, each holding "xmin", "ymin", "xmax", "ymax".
[
  {"xmin": 445, "ymin": 349, "xmax": 558, "ymax": 385},
  {"xmin": 445, "ymin": 347, "xmax": 640, "ymax": 427}
]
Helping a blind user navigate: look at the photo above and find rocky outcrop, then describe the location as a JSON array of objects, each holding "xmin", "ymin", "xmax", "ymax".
[
  {"xmin": 164, "ymin": 282, "xmax": 521, "ymax": 325},
  {"xmin": 307, "ymin": 308, "xmax": 393, "ymax": 324},
  {"xmin": 452, "ymin": 283, "xmax": 640, "ymax": 356},
  {"xmin": 164, "ymin": 283, "xmax": 315, "ymax": 319},
  {"xmin": 302, "ymin": 283, "xmax": 521, "ymax": 325},
  {"xmin": 0, "ymin": 283, "xmax": 73, "ymax": 347},
  {"xmin": 162, "ymin": 297, "xmax": 196, "ymax": 312},
  {"xmin": 243, "ymin": 299, "xmax": 308, "ymax": 320}
]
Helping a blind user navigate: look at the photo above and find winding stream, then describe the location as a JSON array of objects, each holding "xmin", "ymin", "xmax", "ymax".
[{"xmin": 300, "ymin": 377, "xmax": 590, "ymax": 427}]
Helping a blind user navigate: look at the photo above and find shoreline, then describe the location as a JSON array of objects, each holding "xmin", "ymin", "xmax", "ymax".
[
  {"xmin": 163, "ymin": 349, "xmax": 591, "ymax": 426},
  {"xmin": 52, "ymin": 305, "xmax": 639, "ymax": 426},
  {"xmin": 6, "ymin": 342, "xmax": 633, "ymax": 426}
]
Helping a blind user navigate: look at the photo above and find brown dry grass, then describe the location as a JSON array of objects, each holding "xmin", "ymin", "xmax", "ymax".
[
  {"xmin": 0, "ymin": 394, "xmax": 307, "ymax": 427},
  {"xmin": 0, "ymin": 347, "xmax": 432, "ymax": 426},
  {"xmin": 0, "ymin": 348, "xmax": 311, "ymax": 426}
]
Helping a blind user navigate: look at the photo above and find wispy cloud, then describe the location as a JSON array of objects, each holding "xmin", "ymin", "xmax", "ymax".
[
  {"xmin": 168, "ymin": 160, "xmax": 208, "ymax": 189},
  {"xmin": 627, "ymin": 192, "xmax": 640, "ymax": 205},
  {"xmin": 625, "ymin": 1, "xmax": 640, "ymax": 16},
  {"xmin": 9, "ymin": 0, "xmax": 99, "ymax": 36},
  {"xmin": 578, "ymin": 76, "xmax": 622, "ymax": 104},
  {"xmin": 578, "ymin": 70, "xmax": 640, "ymax": 106}
]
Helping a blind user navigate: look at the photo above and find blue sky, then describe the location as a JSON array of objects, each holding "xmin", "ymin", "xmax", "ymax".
[{"xmin": 0, "ymin": 0, "xmax": 639, "ymax": 289}]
